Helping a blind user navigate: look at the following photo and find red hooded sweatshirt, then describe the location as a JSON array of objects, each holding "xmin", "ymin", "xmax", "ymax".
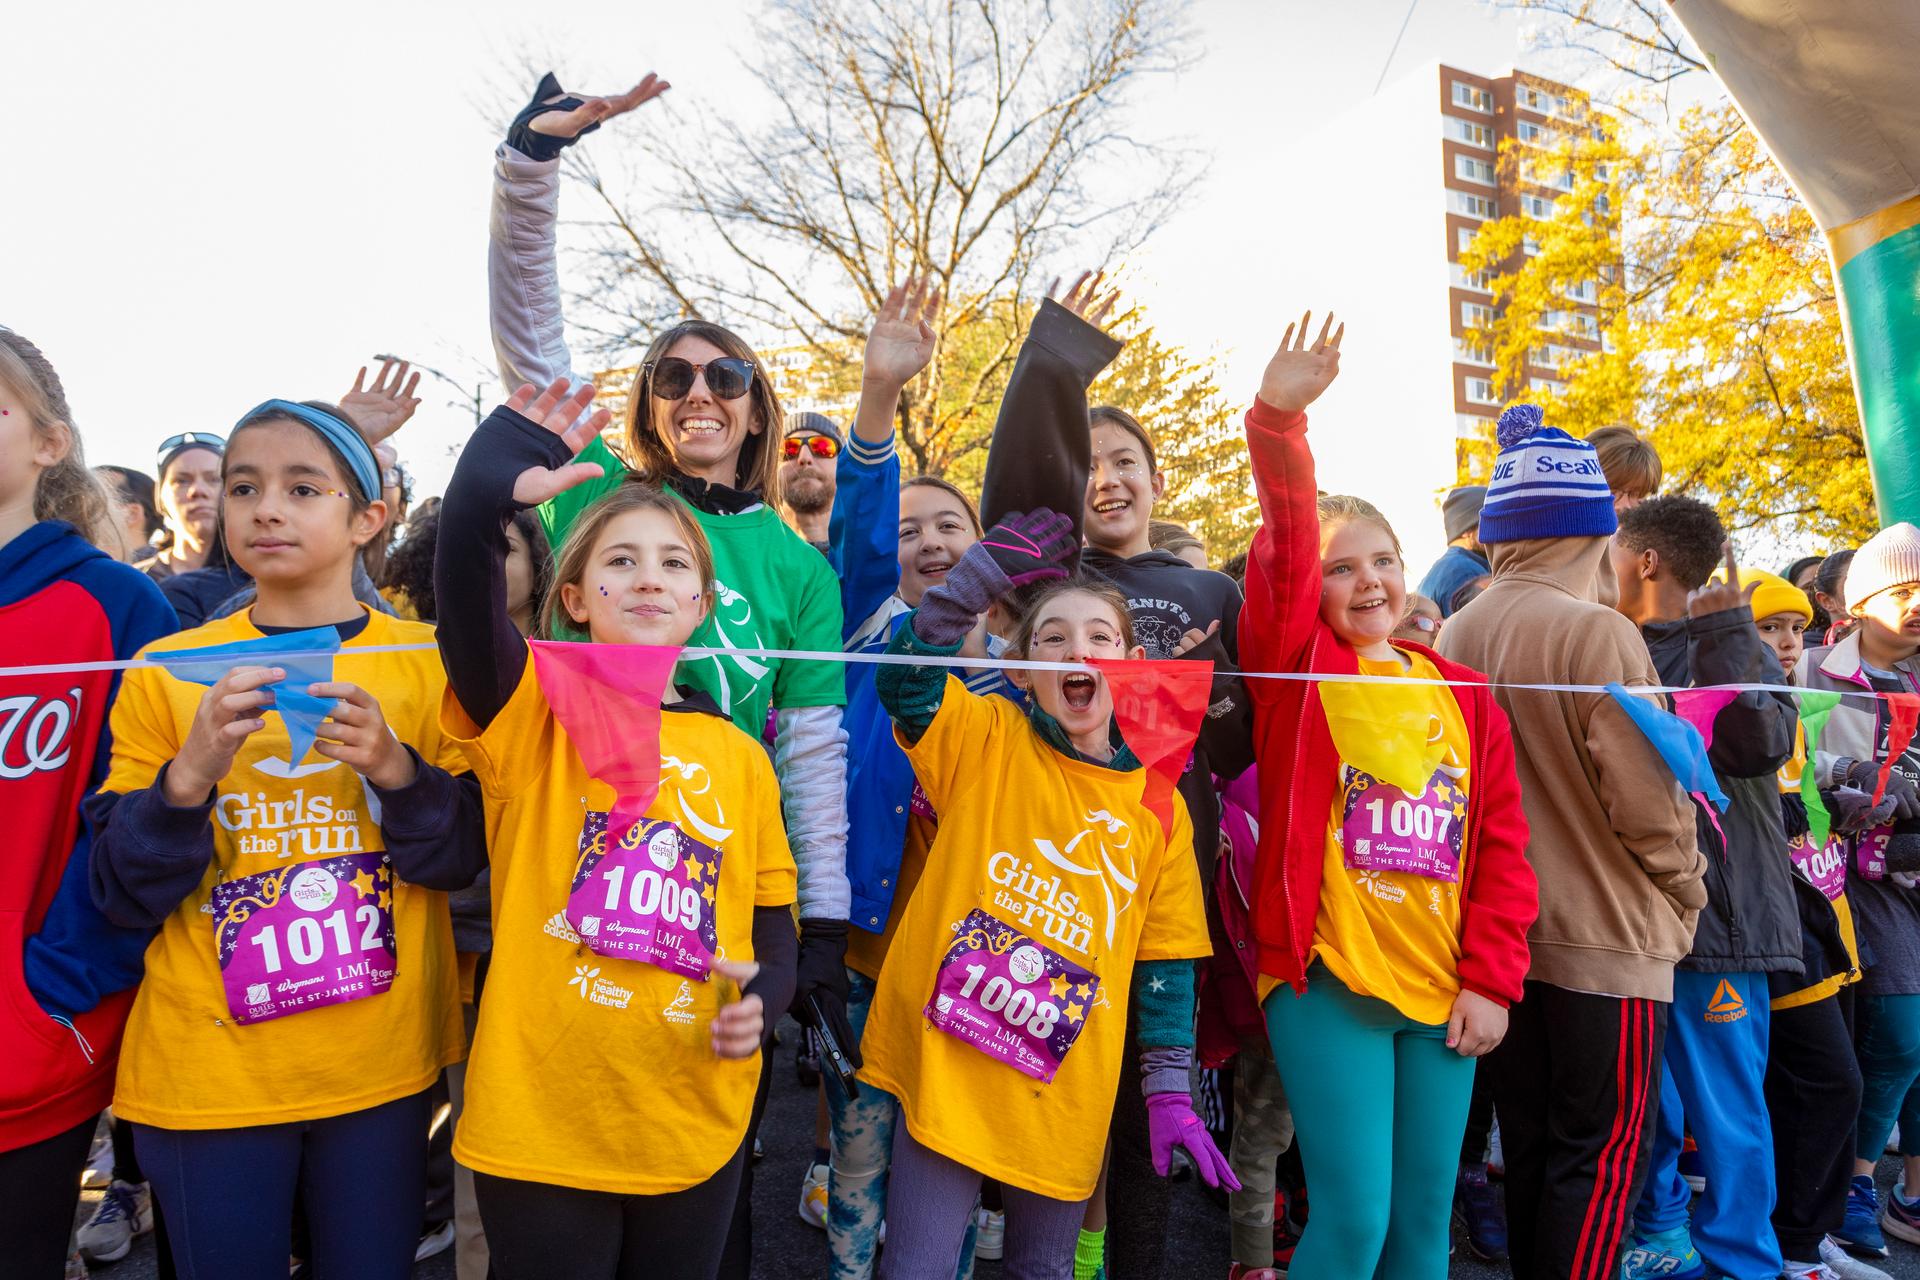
[{"xmin": 1238, "ymin": 400, "xmax": 1537, "ymax": 1007}]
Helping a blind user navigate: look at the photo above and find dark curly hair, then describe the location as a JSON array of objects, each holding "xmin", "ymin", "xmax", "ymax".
[{"xmin": 1615, "ymin": 495, "xmax": 1726, "ymax": 590}]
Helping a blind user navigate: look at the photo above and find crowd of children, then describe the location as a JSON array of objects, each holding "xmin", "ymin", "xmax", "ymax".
[{"xmin": 1, "ymin": 67, "xmax": 1915, "ymax": 1280}]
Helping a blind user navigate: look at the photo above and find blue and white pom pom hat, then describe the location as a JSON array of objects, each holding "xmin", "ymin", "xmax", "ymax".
[{"xmin": 1477, "ymin": 403, "xmax": 1619, "ymax": 544}]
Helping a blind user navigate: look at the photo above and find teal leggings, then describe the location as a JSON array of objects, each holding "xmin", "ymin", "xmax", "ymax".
[{"xmin": 1264, "ymin": 968, "xmax": 1476, "ymax": 1280}]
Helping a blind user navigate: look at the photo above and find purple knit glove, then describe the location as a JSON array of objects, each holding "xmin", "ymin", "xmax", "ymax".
[
  {"xmin": 1145, "ymin": 1092, "xmax": 1241, "ymax": 1190},
  {"xmin": 978, "ymin": 509, "xmax": 1077, "ymax": 588}
]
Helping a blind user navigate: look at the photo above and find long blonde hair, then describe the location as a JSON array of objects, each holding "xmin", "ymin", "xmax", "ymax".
[
  {"xmin": 543, "ymin": 485, "xmax": 717, "ymax": 639},
  {"xmin": 0, "ymin": 329, "xmax": 117, "ymax": 551}
]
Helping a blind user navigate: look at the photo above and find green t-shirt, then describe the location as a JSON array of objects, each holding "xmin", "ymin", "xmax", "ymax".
[{"xmin": 539, "ymin": 435, "xmax": 846, "ymax": 733}]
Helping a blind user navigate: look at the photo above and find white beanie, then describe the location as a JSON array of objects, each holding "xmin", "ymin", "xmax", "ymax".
[{"xmin": 1846, "ymin": 522, "xmax": 1920, "ymax": 612}]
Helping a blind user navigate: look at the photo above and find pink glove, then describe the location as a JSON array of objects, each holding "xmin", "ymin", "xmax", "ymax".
[{"xmin": 1145, "ymin": 1091, "xmax": 1241, "ymax": 1190}]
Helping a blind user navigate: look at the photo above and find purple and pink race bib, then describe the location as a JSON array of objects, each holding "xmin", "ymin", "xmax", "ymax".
[
  {"xmin": 1789, "ymin": 833, "xmax": 1848, "ymax": 901},
  {"xmin": 1857, "ymin": 828, "xmax": 1889, "ymax": 882},
  {"xmin": 211, "ymin": 851, "xmax": 397, "ymax": 1026},
  {"xmin": 924, "ymin": 908, "xmax": 1099, "ymax": 1084},
  {"xmin": 1338, "ymin": 766, "xmax": 1466, "ymax": 882},
  {"xmin": 909, "ymin": 781, "xmax": 935, "ymax": 821},
  {"xmin": 568, "ymin": 814, "xmax": 722, "ymax": 980}
]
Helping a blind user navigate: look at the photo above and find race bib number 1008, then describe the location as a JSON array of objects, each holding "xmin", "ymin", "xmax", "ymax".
[{"xmin": 925, "ymin": 908, "xmax": 1099, "ymax": 1084}]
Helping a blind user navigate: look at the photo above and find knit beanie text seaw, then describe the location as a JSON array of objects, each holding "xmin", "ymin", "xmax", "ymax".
[{"xmin": 1476, "ymin": 404, "xmax": 1618, "ymax": 545}]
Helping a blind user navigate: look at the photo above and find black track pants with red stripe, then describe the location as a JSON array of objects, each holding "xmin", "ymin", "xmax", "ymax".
[{"xmin": 1492, "ymin": 980, "xmax": 1668, "ymax": 1280}]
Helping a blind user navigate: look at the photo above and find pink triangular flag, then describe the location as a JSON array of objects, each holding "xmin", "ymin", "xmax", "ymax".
[
  {"xmin": 1672, "ymin": 688, "xmax": 1740, "ymax": 753},
  {"xmin": 529, "ymin": 641, "xmax": 683, "ymax": 836},
  {"xmin": 1090, "ymin": 658, "xmax": 1214, "ymax": 836}
]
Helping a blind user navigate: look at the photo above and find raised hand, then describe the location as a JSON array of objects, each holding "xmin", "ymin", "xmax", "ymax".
[
  {"xmin": 1688, "ymin": 541, "xmax": 1759, "ymax": 618},
  {"xmin": 519, "ymin": 72, "xmax": 671, "ymax": 146},
  {"xmin": 861, "ymin": 276, "xmax": 942, "ymax": 392},
  {"xmin": 502, "ymin": 379, "xmax": 611, "ymax": 506},
  {"xmin": 339, "ymin": 358, "xmax": 423, "ymax": 444},
  {"xmin": 1048, "ymin": 269, "xmax": 1123, "ymax": 330},
  {"xmin": 978, "ymin": 508, "xmax": 1077, "ymax": 587},
  {"xmin": 1258, "ymin": 310, "xmax": 1344, "ymax": 414}
]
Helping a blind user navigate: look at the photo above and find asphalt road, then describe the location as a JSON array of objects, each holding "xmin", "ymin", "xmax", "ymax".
[{"xmin": 72, "ymin": 1016, "xmax": 1920, "ymax": 1279}]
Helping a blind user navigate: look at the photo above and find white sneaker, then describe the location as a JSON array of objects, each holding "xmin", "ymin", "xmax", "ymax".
[
  {"xmin": 64, "ymin": 1251, "xmax": 89, "ymax": 1280},
  {"xmin": 76, "ymin": 1180, "xmax": 151, "ymax": 1263},
  {"xmin": 974, "ymin": 1208, "xmax": 1005, "ymax": 1260},
  {"xmin": 798, "ymin": 1161, "xmax": 829, "ymax": 1230},
  {"xmin": 1821, "ymin": 1235, "xmax": 1895, "ymax": 1280},
  {"xmin": 414, "ymin": 1219, "xmax": 455, "ymax": 1262}
]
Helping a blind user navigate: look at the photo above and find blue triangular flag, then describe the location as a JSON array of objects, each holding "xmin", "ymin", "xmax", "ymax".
[
  {"xmin": 1604, "ymin": 682, "xmax": 1729, "ymax": 810},
  {"xmin": 149, "ymin": 627, "xmax": 342, "ymax": 768}
]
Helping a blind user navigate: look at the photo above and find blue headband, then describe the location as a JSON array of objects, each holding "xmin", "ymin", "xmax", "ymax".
[{"xmin": 234, "ymin": 400, "xmax": 380, "ymax": 502}]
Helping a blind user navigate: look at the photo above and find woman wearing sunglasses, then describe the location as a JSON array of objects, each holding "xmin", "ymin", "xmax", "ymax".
[{"xmin": 486, "ymin": 70, "xmax": 859, "ymax": 1267}]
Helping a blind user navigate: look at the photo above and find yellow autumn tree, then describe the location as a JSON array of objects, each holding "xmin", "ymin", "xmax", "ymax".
[{"xmin": 1465, "ymin": 11, "xmax": 1870, "ymax": 545}]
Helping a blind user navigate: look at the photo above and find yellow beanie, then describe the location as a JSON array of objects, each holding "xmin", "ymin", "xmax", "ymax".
[{"xmin": 1710, "ymin": 567, "xmax": 1813, "ymax": 623}]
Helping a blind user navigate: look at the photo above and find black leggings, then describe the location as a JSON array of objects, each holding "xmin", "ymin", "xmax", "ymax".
[
  {"xmin": 0, "ymin": 1114, "xmax": 93, "ymax": 1280},
  {"xmin": 1768, "ymin": 987, "xmax": 1861, "ymax": 1262},
  {"xmin": 474, "ymin": 1140, "xmax": 747, "ymax": 1280}
]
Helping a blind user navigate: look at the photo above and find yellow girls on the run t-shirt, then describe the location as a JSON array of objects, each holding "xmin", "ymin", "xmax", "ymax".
[
  {"xmin": 103, "ymin": 609, "xmax": 466, "ymax": 1129},
  {"xmin": 1309, "ymin": 650, "xmax": 1471, "ymax": 1026},
  {"xmin": 858, "ymin": 678, "xmax": 1210, "ymax": 1202},
  {"xmin": 444, "ymin": 662, "xmax": 796, "ymax": 1194}
]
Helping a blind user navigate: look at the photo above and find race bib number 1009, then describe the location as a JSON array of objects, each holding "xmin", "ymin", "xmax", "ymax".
[{"xmin": 568, "ymin": 814, "xmax": 723, "ymax": 980}]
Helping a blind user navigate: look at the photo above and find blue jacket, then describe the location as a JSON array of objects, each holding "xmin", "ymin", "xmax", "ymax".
[
  {"xmin": 1418, "ymin": 544, "xmax": 1492, "ymax": 617},
  {"xmin": 830, "ymin": 432, "xmax": 1018, "ymax": 934}
]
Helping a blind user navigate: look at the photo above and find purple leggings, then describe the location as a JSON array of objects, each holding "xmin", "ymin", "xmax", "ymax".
[{"xmin": 877, "ymin": 1125, "xmax": 1087, "ymax": 1280}]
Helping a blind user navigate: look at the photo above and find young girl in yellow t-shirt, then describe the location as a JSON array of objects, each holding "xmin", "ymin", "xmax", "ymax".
[
  {"xmin": 91, "ymin": 398, "xmax": 481, "ymax": 1279},
  {"xmin": 433, "ymin": 379, "xmax": 797, "ymax": 1280},
  {"xmin": 860, "ymin": 508, "xmax": 1230, "ymax": 1277}
]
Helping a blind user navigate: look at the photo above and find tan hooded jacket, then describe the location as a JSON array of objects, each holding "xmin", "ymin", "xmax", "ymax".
[{"xmin": 1438, "ymin": 534, "xmax": 1706, "ymax": 1002}]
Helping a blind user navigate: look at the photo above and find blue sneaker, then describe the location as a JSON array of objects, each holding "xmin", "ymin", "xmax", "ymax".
[
  {"xmin": 1883, "ymin": 1178, "xmax": 1920, "ymax": 1246},
  {"xmin": 1618, "ymin": 1224, "xmax": 1706, "ymax": 1279},
  {"xmin": 1836, "ymin": 1174, "xmax": 1891, "ymax": 1258}
]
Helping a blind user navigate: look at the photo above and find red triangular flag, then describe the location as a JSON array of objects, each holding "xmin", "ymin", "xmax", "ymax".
[
  {"xmin": 1672, "ymin": 688, "xmax": 1740, "ymax": 753},
  {"xmin": 1874, "ymin": 692, "xmax": 1920, "ymax": 806},
  {"xmin": 1090, "ymin": 657, "xmax": 1214, "ymax": 836},
  {"xmin": 529, "ymin": 640, "xmax": 683, "ymax": 836}
]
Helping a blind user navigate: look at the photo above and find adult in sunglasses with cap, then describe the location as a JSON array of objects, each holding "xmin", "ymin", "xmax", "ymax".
[
  {"xmin": 145, "ymin": 431, "xmax": 226, "ymax": 582},
  {"xmin": 782, "ymin": 412, "xmax": 842, "ymax": 553},
  {"xmin": 486, "ymin": 70, "xmax": 858, "ymax": 1276}
]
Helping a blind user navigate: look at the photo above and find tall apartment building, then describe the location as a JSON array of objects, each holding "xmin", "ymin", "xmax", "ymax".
[
  {"xmin": 1279, "ymin": 61, "xmax": 1609, "ymax": 570},
  {"xmin": 1441, "ymin": 66, "xmax": 1608, "ymax": 482}
]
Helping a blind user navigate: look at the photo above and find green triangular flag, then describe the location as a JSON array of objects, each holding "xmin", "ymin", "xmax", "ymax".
[{"xmin": 1798, "ymin": 691, "xmax": 1843, "ymax": 846}]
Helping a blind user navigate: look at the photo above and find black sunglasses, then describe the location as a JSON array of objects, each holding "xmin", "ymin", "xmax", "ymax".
[{"xmin": 645, "ymin": 356, "xmax": 756, "ymax": 402}]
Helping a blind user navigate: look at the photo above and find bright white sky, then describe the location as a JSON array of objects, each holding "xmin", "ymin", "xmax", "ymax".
[{"xmin": 3, "ymin": 0, "xmax": 1545, "ymax": 508}]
